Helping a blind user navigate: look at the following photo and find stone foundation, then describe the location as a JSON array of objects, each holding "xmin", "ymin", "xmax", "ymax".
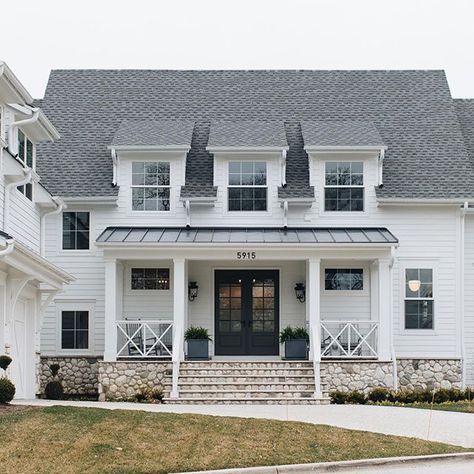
[
  {"xmin": 322, "ymin": 361, "xmax": 394, "ymax": 393},
  {"xmin": 397, "ymin": 358, "xmax": 462, "ymax": 390},
  {"xmin": 39, "ymin": 357, "xmax": 100, "ymax": 396},
  {"xmin": 98, "ymin": 361, "xmax": 172, "ymax": 401}
]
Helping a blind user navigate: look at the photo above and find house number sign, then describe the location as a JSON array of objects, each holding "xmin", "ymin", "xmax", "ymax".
[{"xmin": 236, "ymin": 251, "xmax": 256, "ymax": 260}]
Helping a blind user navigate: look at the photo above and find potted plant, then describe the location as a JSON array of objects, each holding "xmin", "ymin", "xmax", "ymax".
[
  {"xmin": 280, "ymin": 326, "xmax": 309, "ymax": 360},
  {"xmin": 185, "ymin": 326, "xmax": 211, "ymax": 360}
]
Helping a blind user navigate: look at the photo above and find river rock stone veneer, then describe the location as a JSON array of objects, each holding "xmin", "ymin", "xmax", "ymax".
[
  {"xmin": 98, "ymin": 361, "xmax": 172, "ymax": 401},
  {"xmin": 39, "ymin": 357, "xmax": 100, "ymax": 396}
]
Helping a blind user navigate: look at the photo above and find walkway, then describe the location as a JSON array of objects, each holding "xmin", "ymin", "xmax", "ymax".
[{"xmin": 13, "ymin": 400, "xmax": 474, "ymax": 448}]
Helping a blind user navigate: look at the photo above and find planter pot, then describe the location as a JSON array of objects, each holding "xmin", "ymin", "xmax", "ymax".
[
  {"xmin": 187, "ymin": 339, "xmax": 209, "ymax": 360},
  {"xmin": 284, "ymin": 339, "xmax": 308, "ymax": 360}
]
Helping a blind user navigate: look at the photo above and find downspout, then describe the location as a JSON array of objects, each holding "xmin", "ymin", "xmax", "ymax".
[
  {"xmin": 8, "ymin": 111, "xmax": 40, "ymax": 155},
  {"xmin": 283, "ymin": 200, "xmax": 288, "ymax": 229},
  {"xmin": 111, "ymin": 148, "xmax": 118, "ymax": 186},
  {"xmin": 41, "ymin": 197, "xmax": 66, "ymax": 257},
  {"xmin": 0, "ymin": 237, "xmax": 14, "ymax": 257},
  {"xmin": 460, "ymin": 202, "xmax": 468, "ymax": 388},
  {"xmin": 378, "ymin": 148, "xmax": 385, "ymax": 186},
  {"xmin": 281, "ymin": 149, "xmax": 287, "ymax": 187},
  {"xmin": 4, "ymin": 168, "xmax": 35, "ymax": 233},
  {"xmin": 389, "ymin": 247, "xmax": 398, "ymax": 390},
  {"xmin": 185, "ymin": 200, "xmax": 191, "ymax": 228}
]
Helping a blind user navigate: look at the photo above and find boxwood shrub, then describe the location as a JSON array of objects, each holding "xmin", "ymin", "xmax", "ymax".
[{"xmin": 0, "ymin": 377, "xmax": 16, "ymax": 403}]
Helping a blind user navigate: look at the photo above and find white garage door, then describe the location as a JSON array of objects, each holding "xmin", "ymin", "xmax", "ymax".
[{"xmin": 11, "ymin": 299, "xmax": 27, "ymax": 399}]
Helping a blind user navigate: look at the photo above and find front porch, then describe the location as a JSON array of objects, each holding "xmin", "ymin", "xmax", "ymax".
[{"xmin": 98, "ymin": 227, "xmax": 397, "ymax": 399}]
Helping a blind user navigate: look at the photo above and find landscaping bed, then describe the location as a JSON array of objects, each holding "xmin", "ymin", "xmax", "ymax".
[{"xmin": 0, "ymin": 406, "xmax": 470, "ymax": 473}]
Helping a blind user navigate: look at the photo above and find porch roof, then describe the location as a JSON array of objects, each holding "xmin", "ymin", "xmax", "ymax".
[{"xmin": 96, "ymin": 227, "xmax": 398, "ymax": 245}]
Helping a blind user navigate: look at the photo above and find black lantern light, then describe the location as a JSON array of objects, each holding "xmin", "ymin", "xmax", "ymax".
[
  {"xmin": 188, "ymin": 281, "xmax": 199, "ymax": 301},
  {"xmin": 294, "ymin": 282, "xmax": 306, "ymax": 303}
]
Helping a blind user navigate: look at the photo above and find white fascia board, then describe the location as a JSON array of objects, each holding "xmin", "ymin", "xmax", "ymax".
[
  {"xmin": 206, "ymin": 146, "xmax": 289, "ymax": 154},
  {"xmin": 62, "ymin": 196, "xmax": 118, "ymax": 205},
  {"xmin": 377, "ymin": 198, "xmax": 471, "ymax": 206},
  {"xmin": 36, "ymin": 109, "xmax": 60, "ymax": 141},
  {"xmin": 0, "ymin": 62, "xmax": 33, "ymax": 104},
  {"xmin": 3, "ymin": 151, "xmax": 25, "ymax": 179},
  {"xmin": 179, "ymin": 196, "xmax": 217, "ymax": 204},
  {"xmin": 278, "ymin": 197, "xmax": 315, "ymax": 205},
  {"xmin": 108, "ymin": 145, "xmax": 190, "ymax": 153},
  {"xmin": 305, "ymin": 146, "xmax": 387, "ymax": 153},
  {"xmin": 34, "ymin": 182, "xmax": 57, "ymax": 206}
]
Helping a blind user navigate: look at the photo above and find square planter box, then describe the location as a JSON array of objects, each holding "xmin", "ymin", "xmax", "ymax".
[
  {"xmin": 284, "ymin": 339, "xmax": 308, "ymax": 360},
  {"xmin": 186, "ymin": 339, "xmax": 210, "ymax": 360}
]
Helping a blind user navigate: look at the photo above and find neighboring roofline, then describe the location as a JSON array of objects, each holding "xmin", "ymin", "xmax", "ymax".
[
  {"xmin": 206, "ymin": 146, "xmax": 289, "ymax": 153},
  {"xmin": 0, "ymin": 61, "xmax": 33, "ymax": 104},
  {"xmin": 62, "ymin": 196, "xmax": 118, "ymax": 205},
  {"xmin": 305, "ymin": 145, "xmax": 387, "ymax": 152},
  {"xmin": 108, "ymin": 145, "xmax": 190, "ymax": 152}
]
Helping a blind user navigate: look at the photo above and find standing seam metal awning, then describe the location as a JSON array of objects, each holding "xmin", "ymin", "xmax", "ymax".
[{"xmin": 96, "ymin": 227, "xmax": 398, "ymax": 245}]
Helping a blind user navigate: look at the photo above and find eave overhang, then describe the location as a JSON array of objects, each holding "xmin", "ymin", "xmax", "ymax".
[{"xmin": 0, "ymin": 62, "xmax": 33, "ymax": 104}]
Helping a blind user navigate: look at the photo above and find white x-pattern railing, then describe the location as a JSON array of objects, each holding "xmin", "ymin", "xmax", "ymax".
[
  {"xmin": 116, "ymin": 320, "xmax": 173, "ymax": 358},
  {"xmin": 320, "ymin": 320, "xmax": 378, "ymax": 358}
]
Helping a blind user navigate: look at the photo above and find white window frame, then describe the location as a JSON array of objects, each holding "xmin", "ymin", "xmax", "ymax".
[
  {"xmin": 399, "ymin": 259, "xmax": 438, "ymax": 334},
  {"xmin": 130, "ymin": 160, "xmax": 171, "ymax": 212},
  {"xmin": 323, "ymin": 160, "xmax": 365, "ymax": 213},
  {"xmin": 227, "ymin": 161, "xmax": 268, "ymax": 212},
  {"xmin": 0, "ymin": 105, "xmax": 4, "ymax": 144},
  {"xmin": 124, "ymin": 262, "xmax": 174, "ymax": 296},
  {"xmin": 59, "ymin": 210, "xmax": 93, "ymax": 255},
  {"xmin": 16, "ymin": 128, "xmax": 35, "ymax": 201},
  {"xmin": 55, "ymin": 300, "xmax": 95, "ymax": 355},
  {"xmin": 321, "ymin": 263, "xmax": 369, "ymax": 296}
]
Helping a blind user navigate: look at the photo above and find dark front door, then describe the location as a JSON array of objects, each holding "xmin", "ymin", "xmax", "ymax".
[{"xmin": 215, "ymin": 270, "xmax": 279, "ymax": 355}]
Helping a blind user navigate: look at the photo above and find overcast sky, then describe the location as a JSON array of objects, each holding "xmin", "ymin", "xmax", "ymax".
[{"xmin": 2, "ymin": 0, "xmax": 474, "ymax": 98}]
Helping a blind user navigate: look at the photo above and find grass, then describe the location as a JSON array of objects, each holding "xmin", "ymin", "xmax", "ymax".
[
  {"xmin": 394, "ymin": 401, "xmax": 474, "ymax": 413},
  {"xmin": 0, "ymin": 406, "xmax": 470, "ymax": 474}
]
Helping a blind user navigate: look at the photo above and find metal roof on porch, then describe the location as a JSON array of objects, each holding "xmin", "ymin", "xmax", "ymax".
[{"xmin": 96, "ymin": 227, "xmax": 398, "ymax": 244}]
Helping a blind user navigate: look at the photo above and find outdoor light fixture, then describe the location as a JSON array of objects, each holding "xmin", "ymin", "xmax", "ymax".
[
  {"xmin": 408, "ymin": 280, "xmax": 421, "ymax": 293},
  {"xmin": 294, "ymin": 283, "xmax": 306, "ymax": 303},
  {"xmin": 188, "ymin": 281, "xmax": 199, "ymax": 301}
]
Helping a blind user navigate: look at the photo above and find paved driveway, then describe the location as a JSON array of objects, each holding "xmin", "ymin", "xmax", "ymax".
[{"xmin": 13, "ymin": 400, "xmax": 474, "ymax": 448}]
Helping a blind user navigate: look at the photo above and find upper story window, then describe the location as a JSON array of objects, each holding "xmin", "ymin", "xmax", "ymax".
[
  {"xmin": 17, "ymin": 129, "xmax": 34, "ymax": 200},
  {"xmin": 228, "ymin": 161, "xmax": 267, "ymax": 211},
  {"xmin": 325, "ymin": 268, "xmax": 364, "ymax": 291},
  {"xmin": 62, "ymin": 212, "xmax": 90, "ymax": 250},
  {"xmin": 131, "ymin": 161, "xmax": 170, "ymax": 211},
  {"xmin": 404, "ymin": 268, "xmax": 434, "ymax": 329},
  {"xmin": 324, "ymin": 161, "xmax": 364, "ymax": 212}
]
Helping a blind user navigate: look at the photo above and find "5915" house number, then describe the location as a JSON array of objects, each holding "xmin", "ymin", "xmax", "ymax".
[{"xmin": 236, "ymin": 251, "xmax": 256, "ymax": 260}]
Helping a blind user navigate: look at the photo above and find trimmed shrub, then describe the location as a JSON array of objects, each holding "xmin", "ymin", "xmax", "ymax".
[
  {"xmin": 414, "ymin": 388, "xmax": 434, "ymax": 403},
  {"xmin": 44, "ymin": 380, "xmax": 64, "ymax": 400},
  {"xmin": 392, "ymin": 389, "xmax": 418, "ymax": 404},
  {"xmin": 446, "ymin": 388, "xmax": 464, "ymax": 402},
  {"xmin": 330, "ymin": 390, "xmax": 348, "ymax": 404},
  {"xmin": 433, "ymin": 388, "xmax": 450, "ymax": 404},
  {"xmin": 367, "ymin": 387, "xmax": 390, "ymax": 403},
  {"xmin": 346, "ymin": 390, "xmax": 366, "ymax": 405},
  {"xmin": 0, "ymin": 355, "xmax": 12, "ymax": 371},
  {"xmin": 151, "ymin": 387, "xmax": 164, "ymax": 403},
  {"xmin": 465, "ymin": 387, "xmax": 473, "ymax": 401},
  {"xmin": 0, "ymin": 377, "xmax": 15, "ymax": 403},
  {"xmin": 134, "ymin": 389, "xmax": 150, "ymax": 402}
]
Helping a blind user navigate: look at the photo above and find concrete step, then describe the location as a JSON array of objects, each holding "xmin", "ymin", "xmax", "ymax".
[
  {"xmin": 176, "ymin": 375, "xmax": 320, "ymax": 383},
  {"xmin": 180, "ymin": 361, "xmax": 313, "ymax": 369},
  {"xmin": 170, "ymin": 383, "xmax": 316, "ymax": 391},
  {"xmin": 163, "ymin": 397, "xmax": 330, "ymax": 405},
  {"xmin": 179, "ymin": 368, "xmax": 315, "ymax": 377},
  {"xmin": 175, "ymin": 389, "xmax": 316, "ymax": 398}
]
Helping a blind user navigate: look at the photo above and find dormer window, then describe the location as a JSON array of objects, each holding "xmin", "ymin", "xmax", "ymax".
[
  {"xmin": 17, "ymin": 129, "xmax": 34, "ymax": 200},
  {"xmin": 324, "ymin": 161, "xmax": 364, "ymax": 212},
  {"xmin": 131, "ymin": 161, "xmax": 170, "ymax": 211},
  {"xmin": 228, "ymin": 162, "xmax": 267, "ymax": 211}
]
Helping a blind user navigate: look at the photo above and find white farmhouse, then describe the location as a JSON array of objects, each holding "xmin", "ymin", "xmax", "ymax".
[{"xmin": 3, "ymin": 67, "xmax": 474, "ymax": 402}]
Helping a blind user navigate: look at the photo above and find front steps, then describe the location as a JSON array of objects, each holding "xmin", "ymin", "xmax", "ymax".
[{"xmin": 163, "ymin": 361, "xmax": 329, "ymax": 404}]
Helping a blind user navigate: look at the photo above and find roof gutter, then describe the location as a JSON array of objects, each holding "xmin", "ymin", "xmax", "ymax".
[
  {"xmin": 41, "ymin": 197, "xmax": 66, "ymax": 257},
  {"xmin": 8, "ymin": 110, "xmax": 40, "ymax": 154},
  {"xmin": 0, "ymin": 237, "xmax": 15, "ymax": 257}
]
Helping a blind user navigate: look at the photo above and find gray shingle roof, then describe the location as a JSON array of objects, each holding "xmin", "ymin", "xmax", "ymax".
[
  {"xmin": 455, "ymin": 99, "xmax": 474, "ymax": 164},
  {"xmin": 36, "ymin": 70, "xmax": 474, "ymax": 199},
  {"xmin": 208, "ymin": 121, "xmax": 287, "ymax": 148},
  {"xmin": 301, "ymin": 121, "xmax": 385, "ymax": 148},
  {"xmin": 111, "ymin": 120, "xmax": 194, "ymax": 148}
]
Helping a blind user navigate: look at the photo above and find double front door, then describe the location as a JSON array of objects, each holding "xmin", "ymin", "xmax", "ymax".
[{"xmin": 215, "ymin": 270, "xmax": 279, "ymax": 355}]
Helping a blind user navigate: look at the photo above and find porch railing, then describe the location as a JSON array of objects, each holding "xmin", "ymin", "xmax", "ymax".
[
  {"xmin": 116, "ymin": 320, "xmax": 173, "ymax": 358},
  {"xmin": 320, "ymin": 320, "xmax": 378, "ymax": 358}
]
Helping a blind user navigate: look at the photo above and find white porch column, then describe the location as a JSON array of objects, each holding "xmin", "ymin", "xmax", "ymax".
[
  {"xmin": 171, "ymin": 258, "xmax": 187, "ymax": 398},
  {"xmin": 306, "ymin": 257, "xmax": 322, "ymax": 398},
  {"xmin": 378, "ymin": 258, "xmax": 392, "ymax": 361},
  {"xmin": 104, "ymin": 258, "xmax": 122, "ymax": 362}
]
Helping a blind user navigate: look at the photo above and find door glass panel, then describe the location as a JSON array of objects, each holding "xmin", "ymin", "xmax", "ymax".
[
  {"xmin": 252, "ymin": 278, "xmax": 275, "ymax": 332},
  {"xmin": 218, "ymin": 282, "xmax": 242, "ymax": 333}
]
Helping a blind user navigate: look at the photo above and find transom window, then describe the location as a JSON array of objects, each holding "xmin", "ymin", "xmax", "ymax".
[
  {"xmin": 325, "ymin": 268, "xmax": 364, "ymax": 291},
  {"xmin": 131, "ymin": 268, "xmax": 170, "ymax": 290},
  {"xmin": 405, "ymin": 268, "xmax": 434, "ymax": 329},
  {"xmin": 132, "ymin": 162, "xmax": 170, "ymax": 211},
  {"xmin": 228, "ymin": 161, "xmax": 267, "ymax": 211},
  {"xmin": 62, "ymin": 212, "xmax": 90, "ymax": 250},
  {"xmin": 324, "ymin": 161, "xmax": 364, "ymax": 212},
  {"xmin": 61, "ymin": 311, "xmax": 89, "ymax": 349},
  {"xmin": 17, "ymin": 129, "xmax": 34, "ymax": 200}
]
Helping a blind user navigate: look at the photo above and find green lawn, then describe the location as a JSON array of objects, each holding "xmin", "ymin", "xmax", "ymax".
[
  {"xmin": 0, "ymin": 406, "xmax": 470, "ymax": 474},
  {"xmin": 399, "ymin": 401, "xmax": 474, "ymax": 413}
]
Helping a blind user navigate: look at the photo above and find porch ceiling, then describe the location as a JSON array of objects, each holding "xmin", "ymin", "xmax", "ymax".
[{"xmin": 96, "ymin": 226, "xmax": 398, "ymax": 245}]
